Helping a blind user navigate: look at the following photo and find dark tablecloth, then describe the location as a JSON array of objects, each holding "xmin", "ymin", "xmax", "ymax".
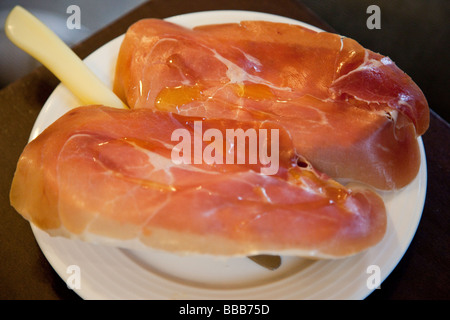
[{"xmin": 0, "ymin": 0, "xmax": 448, "ymax": 300}]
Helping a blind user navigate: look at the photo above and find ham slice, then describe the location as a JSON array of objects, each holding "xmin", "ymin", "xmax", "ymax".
[
  {"xmin": 113, "ymin": 19, "xmax": 429, "ymax": 190},
  {"xmin": 10, "ymin": 106, "xmax": 386, "ymax": 258}
]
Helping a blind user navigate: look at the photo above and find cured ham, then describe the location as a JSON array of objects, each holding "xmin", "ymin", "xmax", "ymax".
[
  {"xmin": 113, "ymin": 19, "xmax": 429, "ymax": 190},
  {"xmin": 10, "ymin": 106, "xmax": 386, "ymax": 258}
]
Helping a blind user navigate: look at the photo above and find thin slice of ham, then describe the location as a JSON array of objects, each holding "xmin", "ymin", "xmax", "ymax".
[
  {"xmin": 10, "ymin": 106, "xmax": 386, "ymax": 258},
  {"xmin": 113, "ymin": 19, "xmax": 429, "ymax": 190}
]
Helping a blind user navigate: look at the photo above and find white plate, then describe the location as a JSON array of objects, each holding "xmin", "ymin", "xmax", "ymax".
[{"xmin": 28, "ymin": 10, "xmax": 427, "ymax": 300}]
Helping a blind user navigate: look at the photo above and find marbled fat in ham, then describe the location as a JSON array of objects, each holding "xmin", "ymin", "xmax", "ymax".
[{"xmin": 114, "ymin": 19, "xmax": 429, "ymax": 190}]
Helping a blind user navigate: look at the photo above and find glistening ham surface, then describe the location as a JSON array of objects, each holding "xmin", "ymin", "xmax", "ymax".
[
  {"xmin": 10, "ymin": 106, "xmax": 386, "ymax": 259},
  {"xmin": 114, "ymin": 19, "xmax": 429, "ymax": 190}
]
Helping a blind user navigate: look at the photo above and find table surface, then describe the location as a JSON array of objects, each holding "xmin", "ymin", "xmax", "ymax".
[{"xmin": 1, "ymin": 0, "xmax": 448, "ymax": 300}]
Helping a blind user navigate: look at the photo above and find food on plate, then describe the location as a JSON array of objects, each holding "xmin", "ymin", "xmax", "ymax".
[
  {"xmin": 11, "ymin": 18, "xmax": 430, "ymax": 260},
  {"xmin": 10, "ymin": 106, "xmax": 386, "ymax": 258},
  {"xmin": 114, "ymin": 19, "xmax": 429, "ymax": 190}
]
